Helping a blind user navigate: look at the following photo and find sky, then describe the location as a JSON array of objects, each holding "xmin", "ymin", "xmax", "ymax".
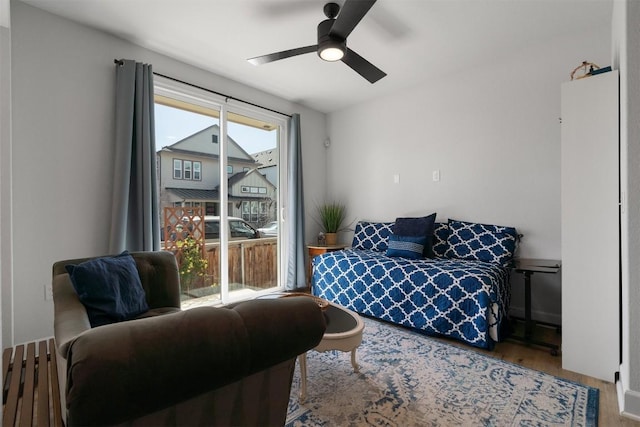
[{"xmin": 154, "ymin": 104, "xmax": 277, "ymax": 154}]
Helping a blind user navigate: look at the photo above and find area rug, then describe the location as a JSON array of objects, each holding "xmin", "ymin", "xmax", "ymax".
[{"xmin": 286, "ymin": 317, "xmax": 598, "ymax": 426}]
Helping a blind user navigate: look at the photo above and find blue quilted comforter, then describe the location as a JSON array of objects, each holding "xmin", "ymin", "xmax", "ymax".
[{"xmin": 312, "ymin": 249, "xmax": 511, "ymax": 349}]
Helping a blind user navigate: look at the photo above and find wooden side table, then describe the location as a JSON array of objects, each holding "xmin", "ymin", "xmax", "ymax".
[
  {"xmin": 307, "ymin": 244, "xmax": 348, "ymax": 288},
  {"xmin": 511, "ymin": 258, "xmax": 562, "ymax": 355}
]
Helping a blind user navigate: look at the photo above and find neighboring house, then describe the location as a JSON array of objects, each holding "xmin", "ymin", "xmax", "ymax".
[{"xmin": 157, "ymin": 125, "xmax": 276, "ymax": 227}]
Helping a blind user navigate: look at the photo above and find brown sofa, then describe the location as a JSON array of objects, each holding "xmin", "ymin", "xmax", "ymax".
[{"xmin": 52, "ymin": 251, "xmax": 326, "ymax": 426}]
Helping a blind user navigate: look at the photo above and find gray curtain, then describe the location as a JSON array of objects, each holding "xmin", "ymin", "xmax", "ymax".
[
  {"xmin": 286, "ymin": 113, "xmax": 306, "ymax": 290},
  {"xmin": 109, "ymin": 60, "xmax": 160, "ymax": 253}
]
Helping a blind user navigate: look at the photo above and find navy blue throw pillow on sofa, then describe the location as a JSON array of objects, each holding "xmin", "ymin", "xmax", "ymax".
[
  {"xmin": 65, "ymin": 251, "xmax": 149, "ymax": 327},
  {"xmin": 393, "ymin": 213, "xmax": 437, "ymax": 257}
]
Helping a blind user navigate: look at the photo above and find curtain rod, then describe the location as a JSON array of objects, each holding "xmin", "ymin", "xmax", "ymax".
[{"xmin": 114, "ymin": 59, "xmax": 292, "ymax": 118}]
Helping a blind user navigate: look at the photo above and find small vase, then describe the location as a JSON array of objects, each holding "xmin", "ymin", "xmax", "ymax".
[{"xmin": 325, "ymin": 232, "xmax": 338, "ymax": 245}]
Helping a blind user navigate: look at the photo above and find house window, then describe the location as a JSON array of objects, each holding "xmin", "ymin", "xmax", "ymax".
[
  {"xmin": 241, "ymin": 186, "xmax": 250, "ymax": 193},
  {"xmin": 173, "ymin": 159, "xmax": 182, "ymax": 179},
  {"xmin": 193, "ymin": 162, "xmax": 201, "ymax": 180},
  {"xmin": 172, "ymin": 159, "xmax": 201, "ymax": 181},
  {"xmin": 184, "ymin": 161, "xmax": 192, "ymax": 180},
  {"xmin": 227, "ymin": 165, "xmax": 233, "ymax": 174}
]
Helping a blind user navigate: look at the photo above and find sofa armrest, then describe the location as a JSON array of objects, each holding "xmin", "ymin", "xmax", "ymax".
[
  {"xmin": 65, "ymin": 297, "xmax": 326, "ymax": 426},
  {"xmin": 53, "ymin": 274, "xmax": 91, "ymax": 357}
]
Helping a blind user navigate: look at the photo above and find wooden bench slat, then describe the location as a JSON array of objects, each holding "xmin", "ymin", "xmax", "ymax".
[
  {"xmin": 2, "ymin": 347, "xmax": 12, "ymax": 403},
  {"xmin": 20, "ymin": 342, "xmax": 37, "ymax": 426},
  {"xmin": 38, "ymin": 340, "xmax": 51, "ymax": 427},
  {"xmin": 48, "ymin": 338, "xmax": 64, "ymax": 427},
  {"xmin": 3, "ymin": 345, "xmax": 24, "ymax": 427}
]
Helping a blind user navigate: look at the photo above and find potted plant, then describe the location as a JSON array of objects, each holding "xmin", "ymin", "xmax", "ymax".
[{"xmin": 317, "ymin": 202, "xmax": 347, "ymax": 245}]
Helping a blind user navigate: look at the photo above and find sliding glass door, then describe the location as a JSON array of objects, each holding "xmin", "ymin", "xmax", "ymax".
[{"xmin": 154, "ymin": 77, "xmax": 285, "ymax": 307}]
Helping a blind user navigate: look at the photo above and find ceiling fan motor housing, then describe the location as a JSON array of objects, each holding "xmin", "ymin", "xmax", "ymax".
[{"xmin": 317, "ymin": 19, "xmax": 346, "ymax": 61}]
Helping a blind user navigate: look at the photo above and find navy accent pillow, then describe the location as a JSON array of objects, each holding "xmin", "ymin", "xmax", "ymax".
[
  {"xmin": 386, "ymin": 234, "xmax": 427, "ymax": 259},
  {"xmin": 65, "ymin": 251, "xmax": 149, "ymax": 327},
  {"xmin": 432, "ymin": 222, "xmax": 450, "ymax": 258},
  {"xmin": 445, "ymin": 219, "xmax": 518, "ymax": 267},
  {"xmin": 351, "ymin": 221, "xmax": 395, "ymax": 252},
  {"xmin": 393, "ymin": 213, "xmax": 437, "ymax": 257}
]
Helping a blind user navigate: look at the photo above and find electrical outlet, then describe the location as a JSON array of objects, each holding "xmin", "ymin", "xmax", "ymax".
[{"xmin": 44, "ymin": 283, "xmax": 53, "ymax": 301}]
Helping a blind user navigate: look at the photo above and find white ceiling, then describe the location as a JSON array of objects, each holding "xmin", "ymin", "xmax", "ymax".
[{"xmin": 19, "ymin": 0, "xmax": 613, "ymax": 113}]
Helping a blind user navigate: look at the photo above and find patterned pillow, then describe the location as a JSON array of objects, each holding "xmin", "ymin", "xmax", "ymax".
[
  {"xmin": 432, "ymin": 222, "xmax": 450, "ymax": 258},
  {"xmin": 351, "ymin": 221, "xmax": 395, "ymax": 252},
  {"xmin": 445, "ymin": 219, "xmax": 518, "ymax": 267},
  {"xmin": 386, "ymin": 234, "xmax": 427, "ymax": 259}
]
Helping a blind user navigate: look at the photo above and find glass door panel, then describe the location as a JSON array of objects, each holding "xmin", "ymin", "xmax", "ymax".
[
  {"xmin": 225, "ymin": 111, "xmax": 280, "ymax": 296},
  {"xmin": 155, "ymin": 99, "xmax": 222, "ymax": 307}
]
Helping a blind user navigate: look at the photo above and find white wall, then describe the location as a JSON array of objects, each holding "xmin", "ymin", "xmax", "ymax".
[
  {"xmin": 8, "ymin": 1, "xmax": 326, "ymax": 344},
  {"xmin": 1, "ymin": 0, "xmax": 11, "ymax": 353},
  {"xmin": 613, "ymin": 0, "xmax": 640, "ymax": 420},
  {"xmin": 325, "ymin": 27, "xmax": 610, "ymax": 325}
]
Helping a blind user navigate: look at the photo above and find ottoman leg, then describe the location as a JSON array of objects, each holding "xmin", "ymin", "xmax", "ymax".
[{"xmin": 350, "ymin": 348, "xmax": 360, "ymax": 373}]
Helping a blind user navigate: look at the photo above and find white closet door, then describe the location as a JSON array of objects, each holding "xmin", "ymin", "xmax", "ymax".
[{"xmin": 561, "ymin": 70, "xmax": 619, "ymax": 382}]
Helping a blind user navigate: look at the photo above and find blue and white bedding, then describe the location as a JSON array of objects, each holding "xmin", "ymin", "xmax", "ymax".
[{"xmin": 312, "ymin": 219, "xmax": 517, "ymax": 350}]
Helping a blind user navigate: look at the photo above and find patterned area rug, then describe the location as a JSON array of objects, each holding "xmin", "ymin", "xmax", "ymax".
[{"xmin": 286, "ymin": 317, "xmax": 598, "ymax": 426}]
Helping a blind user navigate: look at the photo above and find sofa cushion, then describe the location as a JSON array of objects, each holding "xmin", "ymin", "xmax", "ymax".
[
  {"xmin": 432, "ymin": 222, "xmax": 450, "ymax": 258},
  {"xmin": 386, "ymin": 234, "xmax": 427, "ymax": 259},
  {"xmin": 65, "ymin": 251, "xmax": 149, "ymax": 327},
  {"xmin": 445, "ymin": 219, "xmax": 518, "ymax": 267},
  {"xmin": 351, "ymin": 221, "xmax": 395, "ymax": 252},
  {"xmin": 393, "ymin": 213, "xmax": 437, "ymax": 257}
]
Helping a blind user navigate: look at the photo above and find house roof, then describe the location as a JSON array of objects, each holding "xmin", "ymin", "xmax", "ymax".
[
  {"xmin": 252, "ymin": 148, "xmax": 278, "ymax": 168},
  {"xmin": 167, "ymin": 188, "xmax": 219, "ymax": 200},
  {"xmin": 160, "ymin": 124, "xmax": 257, "ymax": 164},
  {"xmin": 166, "ymin": 187, "xmax": 269, "ymax": 201}
]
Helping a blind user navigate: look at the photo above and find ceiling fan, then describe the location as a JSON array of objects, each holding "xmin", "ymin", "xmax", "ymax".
[{"xmin": 247, "ymin": 0, "xmax": 386, "ymax": 84}]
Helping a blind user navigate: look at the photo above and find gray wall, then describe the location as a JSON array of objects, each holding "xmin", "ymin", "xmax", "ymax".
[
  {"xmin": 325, "ymin": 27, "xmax": 610, "ymax": 326},
  {"xmin": 6, "ymin": 1, "xmax": 326, "ymax": 345}
]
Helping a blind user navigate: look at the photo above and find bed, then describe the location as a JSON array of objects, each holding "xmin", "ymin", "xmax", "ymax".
[{"xmin": 312, "ymin": 218, "xmax": 517, "ymax": 350}]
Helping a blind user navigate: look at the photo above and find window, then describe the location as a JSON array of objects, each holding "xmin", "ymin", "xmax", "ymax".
[
  {"xmin": 241, "ymin": 186, "xmax": 267, "ymax": 194},
  {"xmin": 172, "ymin": 159, "xmax": 201, "ymax": 181},
  {"xmin": 173, "ymin": 159, "xmax": 182, "ymax": 179},
  {"xmin": 155, "ymin": 76, "xmax": 284, "ymax": 308},
  {"xmin": 193, "ymin": 162, "xmax": 201, "ymax": 180}
]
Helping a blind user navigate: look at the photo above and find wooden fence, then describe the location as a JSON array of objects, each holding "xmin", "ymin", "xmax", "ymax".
[{"xmin": 203, "ymin": 238, "xmax": 277, "ymax": 290}]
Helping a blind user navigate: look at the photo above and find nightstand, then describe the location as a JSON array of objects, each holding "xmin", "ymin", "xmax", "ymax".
[
  {"xmin": 511, "ymin": 258, "xmax": 562, "ymax": 355},
  {"xmin": 307, "ymin": 244, "xmax": 348, "ymax": 288}
]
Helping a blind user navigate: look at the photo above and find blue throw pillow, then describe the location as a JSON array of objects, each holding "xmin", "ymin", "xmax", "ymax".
[
  {"xmin": 393, "ymin": 213, "xmax": 437, "ymax": 257},
  {"xmin": 351, "ymin": 221, "xmax": 395, "ymax": 252},
  {"xmin": 386, "ymin": 234, "xmax": 427, "ymax": 259},
  {"xmin": 65, "ymin": 251, "xmax": 149, "ymax": 327},
  {"xmin": 445, "ymin": 219, "xmax": 518, "ymax": 267}
]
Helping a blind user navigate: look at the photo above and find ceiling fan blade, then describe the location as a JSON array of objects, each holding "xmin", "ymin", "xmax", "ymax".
[
  {"xmin": 248, "ymin": 45, "xmax": 317, "ymax": 65},
  {"xmin": 341, "ymin": 48, "xmax": 386, "ymax": 83},
  {"xmin": 329, "ymin": 0, "xmax": 377, "ymax": 40}
]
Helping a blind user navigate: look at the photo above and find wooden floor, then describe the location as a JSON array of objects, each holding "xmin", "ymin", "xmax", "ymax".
[{"xmin": 436, "ymin": 322, "xmax": 640, "ymax": 426}]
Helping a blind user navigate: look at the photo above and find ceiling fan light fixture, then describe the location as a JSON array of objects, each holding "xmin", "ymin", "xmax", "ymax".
[{"xmin": 319, "ymin": 44, "xmax": 345, "ymax": 61}]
